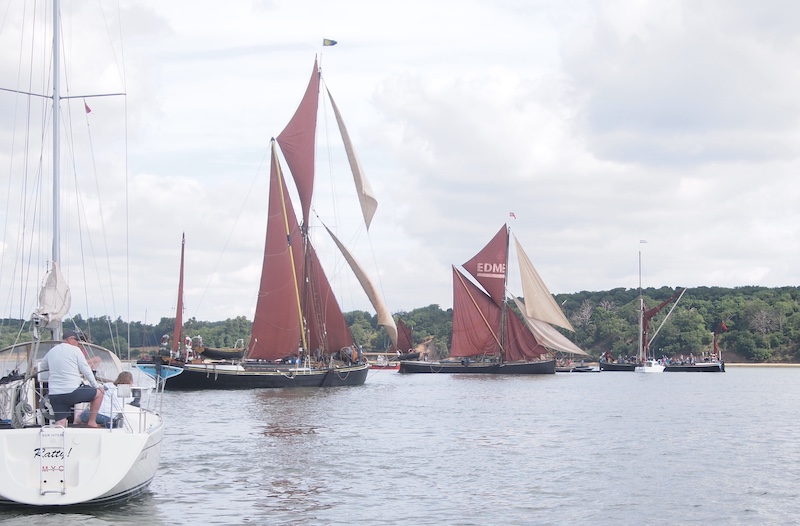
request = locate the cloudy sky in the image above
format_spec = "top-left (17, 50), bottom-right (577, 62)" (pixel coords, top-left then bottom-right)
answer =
top-left (2, 0), bottom-right (799, 324)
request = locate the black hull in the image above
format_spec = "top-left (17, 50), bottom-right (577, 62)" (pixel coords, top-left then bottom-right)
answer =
top-left (599, 361), bottom-right (639, 372)
top-left (164, 363), bottom-right (369, 390)
top-left (394, 352), bottom-right (420, 361)
top-left (557, 366), bottom-right (599, 373)
top-left (197, 347), bottom-right (246, 360)
top-left (664, 362), bottom-right (725, 372)
top-left (398, 359), bottom-right (556, 375)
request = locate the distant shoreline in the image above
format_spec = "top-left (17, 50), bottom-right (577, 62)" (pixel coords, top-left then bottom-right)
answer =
top-left (581, 361), bottom-right (800, 368)
top-left (725, 362), bottom-right (800, 367)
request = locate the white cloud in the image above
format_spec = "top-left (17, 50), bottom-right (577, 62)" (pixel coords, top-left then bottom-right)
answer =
top-left (1, 0), bottom-right (799, 324)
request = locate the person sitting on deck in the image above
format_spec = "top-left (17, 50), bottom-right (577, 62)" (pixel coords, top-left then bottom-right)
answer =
top-left (38, 329), bottom-right (103, 427)
top-left (78, 371), bottom-right (134, 428)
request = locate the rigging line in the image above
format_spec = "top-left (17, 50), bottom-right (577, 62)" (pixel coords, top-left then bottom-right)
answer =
top-left (112, 0), bottom-right (132, 357)
top-left (191, 139), bottom-right (269, 321)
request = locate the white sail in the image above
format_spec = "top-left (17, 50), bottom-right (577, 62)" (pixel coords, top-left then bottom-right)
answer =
top-left (514, 236), bottom-right (575, 331)
top-left (513, 298), bottom-right (587, 356)
top-left (324, 226), bottom-right (398, 346)
top-left (33, 261), bottom-right (71, 328)
top-left (326, 87), bottom-right (378, 230)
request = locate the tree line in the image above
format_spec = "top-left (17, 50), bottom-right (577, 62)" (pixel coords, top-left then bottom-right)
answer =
top-left (1, 285), bottom-right (798, 362)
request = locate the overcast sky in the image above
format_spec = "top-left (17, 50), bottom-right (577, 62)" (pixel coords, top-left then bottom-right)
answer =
top-left (2, 0), bottom-right (799, 324)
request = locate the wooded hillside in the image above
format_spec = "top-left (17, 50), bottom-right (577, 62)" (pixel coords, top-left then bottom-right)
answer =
top-left (2, 286), bottom-right (797, 362)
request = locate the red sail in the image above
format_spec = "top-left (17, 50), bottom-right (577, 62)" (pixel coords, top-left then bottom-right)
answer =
top-left (461, 225), bottom-right (508, 306)
top-left (449, 266), bottom-right (502, 358)
top-left (397, 318), bottom-right (414, 352)
top-left (504, 309), bottom-right (547, 361)
top-left (276, 59), bottom-right (320, 226)
top-left (389, 317), bottom-right (414, 353)
top-left (171, 233), bottom-right (185, 353)
top-left (641, 288), bottom-right (685, 357)
top-left (248, 143), bottom-right (305, 361)
top-left (303, 241), bottom-right (354, 355)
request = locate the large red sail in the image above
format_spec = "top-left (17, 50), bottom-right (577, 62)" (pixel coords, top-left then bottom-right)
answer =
top-left (248, 143), bottom-right (305, 361)
top-left (171, 233), bottom-right (185, 353)
top-left (504, 309), bottom-right (547, 361)
top-left (303, 241), bottom-right (354, 355)
top-left (276, 59), bottom-right (320, 226)
top-left (462, 225), bottom-right (508, 306)
top-left (449, 266), bottom-right (502, 358)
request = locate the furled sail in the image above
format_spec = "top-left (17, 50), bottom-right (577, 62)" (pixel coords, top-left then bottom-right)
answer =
top-left (171, 233), bottom-right (185, 353)
top-left (324, 226), bottom-right (398, 347)
top-left (514, 236), bottom-right (574, 331)
top-left (513, 298), bottom-right (588, 356)
top-left (34, 261), bottom-right (71, 328)
top-left (326, 87), bottom-right (378, 230)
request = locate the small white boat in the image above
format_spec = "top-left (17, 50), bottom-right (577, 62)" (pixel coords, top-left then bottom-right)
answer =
top-left (635, 358), bottom-right (665, 373)
top-left (0, 343), bottom-right (181, 506)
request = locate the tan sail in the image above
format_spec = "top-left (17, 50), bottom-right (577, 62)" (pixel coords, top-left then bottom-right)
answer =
top-left (514, 236), bottom-right (574, 331)
top-left (325, 225), bottom-right (398, 347)
top-left (326, 87), bottom-right (378, 230)
top-left (513, 298), bottom-right (587, 356)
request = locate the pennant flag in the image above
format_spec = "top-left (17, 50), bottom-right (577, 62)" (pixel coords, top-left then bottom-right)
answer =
top-left (719, 321), bottom-right (728, 332)
top-left (323, 38), bottom-right (337, 46)
top-left (84, 101), bottom-right (92, 114)
top-left (509, 212), bottom-right (516, 219)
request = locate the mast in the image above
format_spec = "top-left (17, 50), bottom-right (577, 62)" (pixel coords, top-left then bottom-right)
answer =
top-left (638, 242), bottom-right (644, 362)
top-left (499, 224), bottom-right (511, 362)
top-left (51, 0), bottom-right (63, 340)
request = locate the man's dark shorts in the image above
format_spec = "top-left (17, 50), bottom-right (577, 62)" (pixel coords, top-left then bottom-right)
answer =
top-left (49, 385), bottom-right (97, 421)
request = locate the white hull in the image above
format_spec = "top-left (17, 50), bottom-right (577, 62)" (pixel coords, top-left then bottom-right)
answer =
top-left (0, 410), bottom-right (163, 506)
top-left (635, 360), bottom-right (665, 373)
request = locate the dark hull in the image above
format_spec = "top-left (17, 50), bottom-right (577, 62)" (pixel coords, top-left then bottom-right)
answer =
top-left (398, 359), bottom-right (556, 375)
top-left (664, 362), bottom-right (725, 372)
top-left (164, 362), bottom-right (369, 390)
top-left (599, 361), bottom-right (639, 372)
top-left (557, 365), bottom-right (599, 373)
top-left (197, 347), bottom-right (246, 360)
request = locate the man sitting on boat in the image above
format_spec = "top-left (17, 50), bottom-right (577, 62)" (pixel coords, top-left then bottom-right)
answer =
top-left (37, 330), bottom-right (104, 428)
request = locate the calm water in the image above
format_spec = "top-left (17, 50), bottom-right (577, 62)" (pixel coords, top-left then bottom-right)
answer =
top-left (1, 366), bottom-right (799, 525)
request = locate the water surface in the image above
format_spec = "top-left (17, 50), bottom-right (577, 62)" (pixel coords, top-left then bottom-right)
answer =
top-left (1, 367), bottom-right (798, 525)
